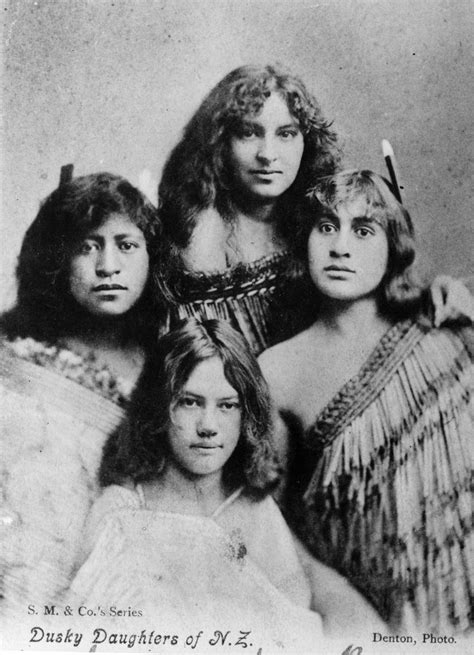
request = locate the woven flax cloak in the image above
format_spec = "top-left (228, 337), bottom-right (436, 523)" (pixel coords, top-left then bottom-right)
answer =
top-left (292, 321), bottom-right (473, 634)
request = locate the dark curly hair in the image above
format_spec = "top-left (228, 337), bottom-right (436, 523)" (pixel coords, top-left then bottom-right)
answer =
top-left (100, 318), bottom-right (281, 497)
top-left (158, 63), bottom-right (340, 255)
top-left (305, 169), bottom-right (424, 317)
top-left (1, 172), bottom-right (167, 344)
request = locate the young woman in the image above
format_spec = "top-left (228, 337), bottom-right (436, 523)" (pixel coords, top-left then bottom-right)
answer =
top-left (158, 63), bottom-right (471, 355)
top-left (258, 170), bottom-right (473, 635)
top-left (1, 172), bottom-right (166, 623)
top-left (68, 319), bottom-right (384, 651)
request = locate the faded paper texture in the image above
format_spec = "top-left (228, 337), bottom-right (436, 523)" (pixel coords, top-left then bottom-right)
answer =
top-left (1, 1), bottom-right (473, 654)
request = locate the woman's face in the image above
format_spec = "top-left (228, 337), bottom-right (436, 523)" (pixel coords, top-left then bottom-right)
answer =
top-left (229, 92), bottom-right (304, 202)
top-left (167, 357), bottom-right (242, 481)
top-left (308, 196), bottom-right (389, 302)
top-left (69, 213), bottom-right (149, 317)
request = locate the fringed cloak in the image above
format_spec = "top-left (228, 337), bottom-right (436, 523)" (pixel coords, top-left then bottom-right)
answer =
top-left (167, 251), bottom-right (314, 355)
top-left (293, 321), bottom-right (473, 634)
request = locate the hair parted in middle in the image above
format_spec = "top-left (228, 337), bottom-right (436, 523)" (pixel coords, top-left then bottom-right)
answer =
top-left (158, 63), bottom-right (341, 253)
top-left (100, 318), bottom-right (281, 496)
top-left (305, 169), bottom-right (424, 317)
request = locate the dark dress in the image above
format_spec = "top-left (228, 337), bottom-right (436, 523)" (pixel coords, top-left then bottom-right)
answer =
top-left (167, 251), bottom-right (315, 355)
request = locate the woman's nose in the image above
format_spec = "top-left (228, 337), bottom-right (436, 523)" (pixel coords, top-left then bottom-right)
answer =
top-left (330, 230), bottom-right (351, 257)
top-left (256, 136), bottom-right (277, 163)
top-left (197, 407), bottom-right (218, 437)
top-left (96, 246), bottom-right (121, 277)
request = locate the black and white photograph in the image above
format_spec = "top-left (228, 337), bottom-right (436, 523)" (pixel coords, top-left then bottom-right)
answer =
top-left (1, 1), bottom-right (473, 653)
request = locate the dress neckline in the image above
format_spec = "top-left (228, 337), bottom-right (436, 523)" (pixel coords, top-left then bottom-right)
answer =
top-left (169, 250), bottom-right (306, 302)
top-left (135, 483), bottom-right (244, 519)
top-left (179, 250), bottom-right (301, 280)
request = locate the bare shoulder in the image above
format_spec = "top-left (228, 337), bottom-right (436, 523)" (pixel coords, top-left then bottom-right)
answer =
top-left (181, 207), bottom-right (229, 272)
top-left (259, 329), bottom-right (313, 377)
top-left (258, 329), bottom-right (313, 400)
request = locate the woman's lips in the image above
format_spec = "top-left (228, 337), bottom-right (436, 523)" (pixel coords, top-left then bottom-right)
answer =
top-left (324, 266), bottom-right (355, 273)
top-left (190, 444), bottom-right (223, 450)
top-left (250, 169), bottom-right (282, 175)
top-left (93, 284), bottom-right (127, 291)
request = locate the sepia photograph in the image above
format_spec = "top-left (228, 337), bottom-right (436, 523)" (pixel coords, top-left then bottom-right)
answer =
top-left (1, 1), bottom-right (473, 653)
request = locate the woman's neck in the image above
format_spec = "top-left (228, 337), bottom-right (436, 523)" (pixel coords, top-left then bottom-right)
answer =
top-left (232, 192), bottom-right (278, 223)
top-left (226, 199), bottom-right (287, 262)
top-left (62, 316), bottom-right (144, 384)
top-left (312, 295), bottom-right (392, 343)
top-left (181, 198), bottom-right (288, 271)
top-left (146, 463), bottom-right (228, 517)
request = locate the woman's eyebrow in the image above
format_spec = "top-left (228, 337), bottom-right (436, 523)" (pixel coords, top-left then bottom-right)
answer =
top-left (113, 232), bottom-right (145, 240)
top-left (277, 120), bottom-right (300, 129)
top-left (351, 216), bottom-right (378, 225)
top-left (178, 390), bottom-right (239, 402)
top-left (242, 118), bottom-right (299, 129)
top-left (81, 233), bottom-right (104, 243)
top-left (241, 118), bottom-right (263, 130)
top-left (81, 231), bottom-right (145, 242)
top-left (257, 121), bottom-right (300, 129)
top-left (316, 211), bottom-right (339, 222)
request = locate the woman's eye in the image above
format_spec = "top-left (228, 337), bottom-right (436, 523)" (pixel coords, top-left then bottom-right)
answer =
top-left (279, 129), bottom-right (298, 140)
top-left (318, 223), bottom-right (337, 234)
top-left (119, 241), bottom-right (138, 252)
top-left (355, 227), bottom-right (374, 238)
top-left (79, 241), bottom-right (98, 253)
top-left (178, 397), bottom-right (199, 408)
top-left (177, 396), bottom-right (201, 409)
top-left (236, 124), bottom-right (256, 139)
top-left (219, 402), bottom-right (241, 411)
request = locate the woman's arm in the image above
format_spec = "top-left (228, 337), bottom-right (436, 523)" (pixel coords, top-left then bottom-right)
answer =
top-left (293, 536), bottom-right (388, 638)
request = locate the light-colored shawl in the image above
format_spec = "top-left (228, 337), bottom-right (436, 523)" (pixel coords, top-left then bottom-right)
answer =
top-left (0, 339), bottom-right (126, 620)
top-left (66, 485), bottom-right (323, 653)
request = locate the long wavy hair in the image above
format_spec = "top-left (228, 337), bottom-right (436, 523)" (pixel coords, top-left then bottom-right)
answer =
top-left (1, 172), bottom-right (167, 344)
top-left (100, 318), bottom-right (281, 497)
top-left (305, 169), bottom-right (424, 317)
top-left (158, 63), bottom-right (340, 256)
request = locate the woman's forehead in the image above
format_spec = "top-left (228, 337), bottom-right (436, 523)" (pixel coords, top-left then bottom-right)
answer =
top-left (315, 195), bottom-right (386, 226)
top-left (81, 212), bottom-right (143, 236)
top-left (181, 357), bottom-right (238, 398)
